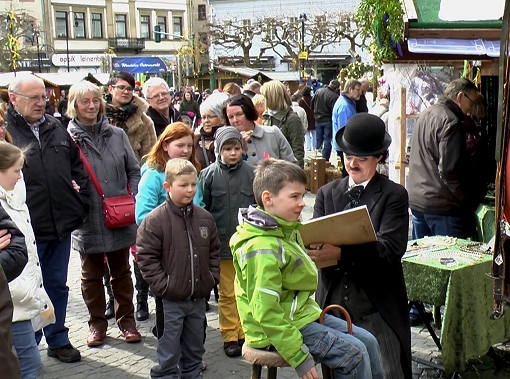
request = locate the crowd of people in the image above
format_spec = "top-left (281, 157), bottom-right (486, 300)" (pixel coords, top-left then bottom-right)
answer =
top-left (0, 70), bottom-right (490, 379)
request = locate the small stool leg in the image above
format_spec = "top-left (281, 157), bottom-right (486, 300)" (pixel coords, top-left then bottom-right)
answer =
top-left (251, 364), bottom-right (262, 379)
top-left (321, 363), bottom-right (333, 379)
top-left (267, 366), bottom-right (277, 379)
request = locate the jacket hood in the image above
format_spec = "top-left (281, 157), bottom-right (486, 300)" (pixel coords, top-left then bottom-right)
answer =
top-left (262, 107), bottom-right (292, 123)
top-left (232, 205), bottom-right (302, 247)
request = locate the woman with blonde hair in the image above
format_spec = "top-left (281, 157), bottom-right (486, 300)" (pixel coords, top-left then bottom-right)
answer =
top-left (0, 142), bottom-right (54, 379)
top-left (223, 82), bottom-right (242, 96)
top-left (67, 80), bottom-right (141, 347)
top-left (136, 122), bottom-right (204, 339)
top-left (251, 94), bottom-right (266, 125)
top-left (261, 80), bottom-right (305, 167)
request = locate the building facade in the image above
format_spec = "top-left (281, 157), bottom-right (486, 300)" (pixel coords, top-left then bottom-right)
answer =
top-left (207, 0), bottom-right (361, 82)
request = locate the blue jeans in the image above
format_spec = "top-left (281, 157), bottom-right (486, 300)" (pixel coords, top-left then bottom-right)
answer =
top-left (300, 314), bottom-right (383, 379)
top-left (305, 130), bottom-right (317, 151)
top-left (411, 210), bottom-right (463, 239)
top-left (35, 236), bottom-right (72, 349)
top-left (315, 121), bottom-right (332, 161)
top-left (13, 320), bottom-right (42, 379)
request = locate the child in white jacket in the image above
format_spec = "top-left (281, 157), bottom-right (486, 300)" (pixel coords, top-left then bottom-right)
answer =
top-left (0, 142), bottom-right (54, 379)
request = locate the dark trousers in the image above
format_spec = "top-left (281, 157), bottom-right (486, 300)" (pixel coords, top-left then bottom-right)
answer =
top-left (81, 248), bottom-right (135, 332)
top-left (411, 210), bottom-right (464, 239)
top-left (315, 121), bottom-right (333, 161)
top-left (151, 298), bottom-right (206, 379)
top-left (35, 236), bottom-right (72, 349)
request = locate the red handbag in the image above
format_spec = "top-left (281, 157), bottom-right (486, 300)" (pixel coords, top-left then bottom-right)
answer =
top-left (77, 145), bottom-right (135, 229)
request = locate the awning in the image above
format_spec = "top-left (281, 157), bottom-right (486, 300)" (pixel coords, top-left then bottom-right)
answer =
top-left (0, 71), bottom-right (33, 88)
top-left (214, 65), bottom-right (259, 78)
top-left (112, 57), bottom-right (167, 73)
top-left (261, 71), bottom-right (300, 82)
top-left (407, 38), bottom-right (500, 57)
top-left (34, 72), bottom-right (111, 87)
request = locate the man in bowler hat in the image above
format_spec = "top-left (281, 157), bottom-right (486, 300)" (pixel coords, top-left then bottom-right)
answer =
top-left (308, 113), bottom-right (412, 379)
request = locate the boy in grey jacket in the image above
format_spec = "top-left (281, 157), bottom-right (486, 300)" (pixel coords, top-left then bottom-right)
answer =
top-left (137, 159), bottom-right (220, 379)
top-left (199, 126), bottom-right (255, 357)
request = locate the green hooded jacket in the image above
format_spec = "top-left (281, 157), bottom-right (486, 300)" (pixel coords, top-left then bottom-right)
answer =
top-left (230, 206), bottom-right (321, 375)
top-left (262, 107), bottom-right (305, 168)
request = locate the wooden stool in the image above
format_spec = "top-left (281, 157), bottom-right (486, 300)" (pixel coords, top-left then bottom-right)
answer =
top-left (242, 344), bottom-right (289, 379)
top-left (241, 304), bottom-right (352, 379)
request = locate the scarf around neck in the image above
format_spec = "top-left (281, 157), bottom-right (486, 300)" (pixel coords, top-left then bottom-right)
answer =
top-left (105, 94), bottom-right (138, 130)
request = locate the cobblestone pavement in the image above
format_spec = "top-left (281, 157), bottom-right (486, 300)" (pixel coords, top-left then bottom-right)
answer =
top-left (37, 190), bottom-right (510, 379)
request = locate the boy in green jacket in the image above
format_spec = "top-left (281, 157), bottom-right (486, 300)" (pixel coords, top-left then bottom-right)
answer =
top-left (230, 159), bottom-right (383, 379)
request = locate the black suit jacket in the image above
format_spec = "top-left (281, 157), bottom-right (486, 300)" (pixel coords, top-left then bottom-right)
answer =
top-left (314, 173), bottom-right (412, 378)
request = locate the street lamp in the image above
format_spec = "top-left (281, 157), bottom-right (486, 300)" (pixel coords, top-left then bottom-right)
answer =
top-left (64, 11), bottom-right (79, 73)
top-left (32, 30), bottom-right (41, 73)
top-left (299, 13), bottom-right (307, 83)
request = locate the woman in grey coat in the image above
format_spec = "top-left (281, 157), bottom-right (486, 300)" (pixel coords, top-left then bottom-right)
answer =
top-left (67, 80), bottom-right (141, 347)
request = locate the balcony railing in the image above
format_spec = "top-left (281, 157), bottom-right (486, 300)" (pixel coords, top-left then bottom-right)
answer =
top-left (108, 38), bottom-right (145, 53)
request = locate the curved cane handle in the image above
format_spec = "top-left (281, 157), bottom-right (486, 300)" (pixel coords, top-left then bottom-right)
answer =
top-left (319, 304), bottom-right (353, 335)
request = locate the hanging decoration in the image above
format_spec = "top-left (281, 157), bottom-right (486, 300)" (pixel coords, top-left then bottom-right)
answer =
top-left (356, 0), bottom-right (404, 65)
top-left (6, 8), bottom-right (21, 72)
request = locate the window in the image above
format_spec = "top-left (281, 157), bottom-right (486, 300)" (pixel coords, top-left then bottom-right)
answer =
top-left (198, 4), bottom-right (206, 21)
top-left (140, 15), bottom-right (150, 39)
top-left (74, 12), bottom-right (85, 38)
top-left (56, 11), bottom-right (67, 38)
top-left (24, 21), bottom-right (34, 43)
top-left (157, 16), bottom-right (167, 39)
top-left (91, 13), bottom-right (102, 38)
top-left (115, 14), bottom-right (127, 38)
top-left (242, 19), bottom-right (251, 28)
top-left (288, 17), bottom-right (298, 41)
top-left (266, 18), bottom-right (276, 40)
top-left (172, 16), bottom-right (182, 37)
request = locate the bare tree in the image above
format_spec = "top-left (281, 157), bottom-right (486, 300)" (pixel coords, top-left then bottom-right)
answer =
top-left (209, 12), bottom-right (363, 70)
top-left (208, 18), bottom-right (264, 67)
top-left (0, 9), bottom-right (40, 71)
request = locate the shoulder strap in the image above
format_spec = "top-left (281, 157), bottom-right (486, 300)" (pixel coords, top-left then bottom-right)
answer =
top-left (77, 145), bottom-right (105, 198)
top-left (71, 136), bottom-right (133, 197)
top-left (69, 136), bottom-right (105, 198)
top-left (201, 135), bottom-right (210, 167)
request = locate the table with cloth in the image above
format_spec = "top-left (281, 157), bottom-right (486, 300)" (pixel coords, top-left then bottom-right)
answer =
top-left (403, 237), bottom-right (510, 373)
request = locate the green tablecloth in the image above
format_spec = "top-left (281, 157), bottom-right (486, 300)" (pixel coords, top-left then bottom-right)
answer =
top-left (475, 202), bottom-right (496, 243)
top-left (403, 238), bottom-right (510, 373)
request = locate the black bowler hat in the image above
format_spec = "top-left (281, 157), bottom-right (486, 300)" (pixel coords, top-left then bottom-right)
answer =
top-left (335, 113), bottom-right (391, 156)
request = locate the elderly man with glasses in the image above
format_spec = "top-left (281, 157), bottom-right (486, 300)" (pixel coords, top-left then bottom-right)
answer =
top-left (408, 78), bottom-right (479, 240)
top-left (143, 77), bottom-right (182, 136)
top-left (6, 75), bottom-right (90, 363)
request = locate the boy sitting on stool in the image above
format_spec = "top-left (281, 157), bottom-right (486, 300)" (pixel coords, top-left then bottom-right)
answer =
top-left (230, 158), bottom-right (383, 379)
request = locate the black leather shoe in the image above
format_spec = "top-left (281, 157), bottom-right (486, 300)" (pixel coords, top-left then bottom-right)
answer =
top-left (47, 344), bottom-right (81, 363)
top-left (224, 341), bottom-right (242, 357)
top-left (105, 300), bottom-right (114, 320)
top-left (136, 301), bottom-right (149, 321)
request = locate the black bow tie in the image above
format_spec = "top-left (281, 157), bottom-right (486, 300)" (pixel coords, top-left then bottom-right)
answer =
top-left (344, 185), bottom-right (364, 210)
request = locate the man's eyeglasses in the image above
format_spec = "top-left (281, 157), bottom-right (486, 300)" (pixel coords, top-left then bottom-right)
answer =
top-left (146, 91), bottom-right (170, 100)
top-left (112, 85), bottom-right (134, 93)
top-left (463, 92), bottom-right (476, 105)
top-left (14, 93), bottom-right (49, 103)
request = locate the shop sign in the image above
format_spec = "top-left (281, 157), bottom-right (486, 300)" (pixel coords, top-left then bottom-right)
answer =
top-left (52, 54), bottom-right (104, 67)
top-left (112, 57), bottom-right (167, 73)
